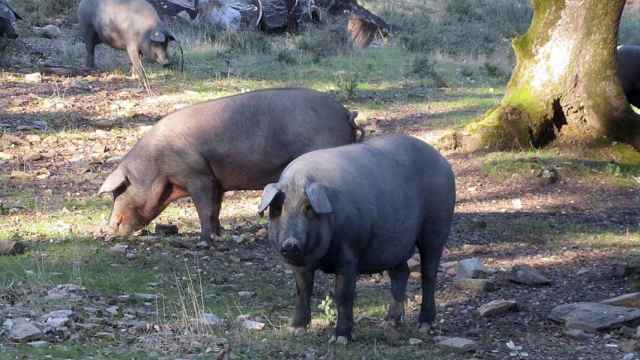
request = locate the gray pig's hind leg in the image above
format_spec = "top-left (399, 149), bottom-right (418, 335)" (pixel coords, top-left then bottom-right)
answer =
top-left (82, 26), bottom-right (98, 68)
top-left (416, 225), bottom-right (448, 330)
top-left (385, 262), bottom-right (409, 326)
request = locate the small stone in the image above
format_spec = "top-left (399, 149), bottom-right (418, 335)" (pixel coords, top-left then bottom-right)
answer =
top-left (407, 254), bottom-right (421, 273)
top-left (478, 299), bottom-right (518, 317)
top-left (409, 338), bottom-right (423, 345)
top-left (232, 235), bottom-right (244, 244)
top-left (33, 24), bottom-right (62, 38)
top-left (434, 336), bottom-right (478, 353)
top-left (106, 305), bottom-right (120, 316)
top-left (107, 244), bottom-right (128, 256)
top-left (126, 252), bottom-right (137, 260)
top-left (46, 284), bottom-right (86, 300)
top-left (4, 318), bottom-right (44, 342)
top-left (602, 293), bottom-right (640, 309)
top-left (41, 310), bottom-right (74, 329)
top-left (563, 328), bottom-right (594, 340)
top-left (623, 353), bottom-right (636, 360)
top-left (621, 340), bottom-right (640, 353)
top-left (454, 278), bottom-right (496, 292)
top-left (27, 340), bottom-right (49, 348)
top-left (455, 258), bottom-right (490, 279)
top-left (200, 313), bottom-right (224, 327)
top-left (24, 73), bottom-right (42, 83)
top-left (242, 319), bottom-right (265, 330)
top-left (94, 332), bottom-right (116, 340)
top-left (238, 291), bottom-right (255, 298)
top-left (155, 224), bottom-right (179, 236)
top-left (620, 326), bottom-right (637, 338)
top-left (550, 302), bottom-right (640, 332)
top-left (133, 293), bottom-right (158, 302)
top-left (509, 265), bottom-right (551, 286)
top-left (255, 228), bottom-right (268, 239)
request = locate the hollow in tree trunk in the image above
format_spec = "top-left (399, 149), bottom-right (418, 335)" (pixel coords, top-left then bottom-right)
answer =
top-left (443, 0), bottom-right (640, 152)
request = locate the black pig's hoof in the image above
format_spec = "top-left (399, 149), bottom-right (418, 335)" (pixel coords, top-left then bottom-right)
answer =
top-left (329, 335), bottom-right (349, 345)
top-left (287, 326), bottom-right (306, 336)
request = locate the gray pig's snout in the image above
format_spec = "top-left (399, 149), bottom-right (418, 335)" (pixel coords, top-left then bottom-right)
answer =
top-left (280, 237), bottom-right (301, 257)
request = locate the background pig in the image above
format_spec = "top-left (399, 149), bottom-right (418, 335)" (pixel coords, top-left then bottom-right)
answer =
top-left (0, 0), bottom-right (21, 39)
top-left (617, 45), bottom-right (640, 107)
top-left (99, 88), bottom-right (362, 245)
top-left (259, 134), bottom-right (455, 343)
top-left (78, 0), bottom-right (179, 82)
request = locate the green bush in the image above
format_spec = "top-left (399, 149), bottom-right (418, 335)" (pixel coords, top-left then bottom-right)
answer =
top-left (13, 0), bottom-right (80, 26)
top-left (296, 22), bottom-right (351, 62)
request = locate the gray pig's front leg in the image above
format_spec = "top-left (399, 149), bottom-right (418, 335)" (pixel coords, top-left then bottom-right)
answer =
top-left (187, 177), bottom-right (220, 245)
top-left (289, 269), bottom-right (315, 335)
top-left (332, 263), bottom-right (357, 343)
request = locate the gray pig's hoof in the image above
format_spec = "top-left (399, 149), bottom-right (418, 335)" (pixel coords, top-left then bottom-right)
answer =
top-left (287, 326), bottom-right (306, 336)
top-left (417, 322), bottom-right (432, 333)
top-left (329, 335), bottom-right (349, 345)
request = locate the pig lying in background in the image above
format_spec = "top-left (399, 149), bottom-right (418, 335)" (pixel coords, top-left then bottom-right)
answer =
top-left (78, 0), bottom-right (180, 83)
top-left (617, 45), bottom-right (640, 108)
top-left (259, 134), bottom-right (455, 343)
top-left (99, 88), bottom-right (362, 245)
top-left (0, 0), bottom-right (21, 39)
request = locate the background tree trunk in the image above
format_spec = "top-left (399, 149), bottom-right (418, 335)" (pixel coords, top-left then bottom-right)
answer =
top-left (444, 0), bottom-right (640, 152)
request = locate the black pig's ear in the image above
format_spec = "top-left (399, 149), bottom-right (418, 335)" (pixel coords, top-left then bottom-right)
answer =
top-left (150, 29), bottom-right (166, 43)
top-left (305, 183), bottom-right (332, 214)
top-left (258, 183), bottom-right (281, 216)
top-left (98, 167), bottom-right (129, 195)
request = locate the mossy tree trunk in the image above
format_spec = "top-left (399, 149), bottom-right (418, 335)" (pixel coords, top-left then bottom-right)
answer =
top-left (447, 0), bottom-right (640, 151)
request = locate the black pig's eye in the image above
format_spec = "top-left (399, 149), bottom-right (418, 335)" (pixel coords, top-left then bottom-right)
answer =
top-left (269, 204), bottom-right (282, 218)
top-left (303, 203), bottom-right (315, 219)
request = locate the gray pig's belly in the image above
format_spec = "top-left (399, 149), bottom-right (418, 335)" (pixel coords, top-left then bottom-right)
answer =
top-left (356, 234), bottom-right (418, 274)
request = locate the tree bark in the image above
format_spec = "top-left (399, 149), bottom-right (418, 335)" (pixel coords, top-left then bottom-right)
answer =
top-left (444, 0), bottom-right (640, 152)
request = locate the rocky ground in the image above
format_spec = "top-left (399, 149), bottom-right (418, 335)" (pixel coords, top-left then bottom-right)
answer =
top-left (2, 25), bottom-right (640, 360)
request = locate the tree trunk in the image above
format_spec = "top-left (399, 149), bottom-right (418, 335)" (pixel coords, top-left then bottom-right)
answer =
top-left (444, 0), bottom-right (640, 152)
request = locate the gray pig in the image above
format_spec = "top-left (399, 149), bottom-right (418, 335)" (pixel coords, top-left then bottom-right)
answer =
top-left (78, 0), bottom-right (177, 72)
top-left (99, 88), bottom-right (362, 245)
top-left (0, 0), bottom-right (21, 39)
top-left (259, 134), bottom-right (455, 343)
top-left (617, 45), bottom-right (640, 107)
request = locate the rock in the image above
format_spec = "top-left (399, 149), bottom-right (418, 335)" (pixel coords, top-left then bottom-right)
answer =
top-left (107, 244), bottom-right (128, 256)
top-left (477, 299), bottom-right (518, 317)
top-left (621, 340), bottom-right (640, 353)
top-left (3, 318), bottom-right (44, 342)
top-left (455, 258), bottom-right (490, 279)
top-left (69, 153), bottom-right (85, 163)
top-left (25, 152), bottom-right (43, 161)
top-left (106, 305), bottom-right (120, 316)
top-left (155, 224), bottom-right (179, 236)
top-left (454, 278), bottom-right (496, 292)
top-left (242, 319), bottom-right (265, 330)
top-left (238, 291), bottom-right (255, 298)
top-left (200, 313), bottom-right (224, 327)
top-left (0, 240), bottom-right (25, 255)
top-left (563, 328), bottom-right (594, 340)
top-left (623, 353), bottom-right (636, 360)
top-left (33, 25), bottom-right (62, 38)
top-left (255, 228), bottom-right (268, 239)
top-left (41, 310), bottom-right (74, 329)
top-left (94, 331), bottom-right (116, 340)
top-left (549, 302), bottom-right (640, 332)
top-left (407, 254), bottom-right (421, 273)
top-left (133, 293), bottom-right (158, 302)
top-left (46, 284), bottom-right (86, 300)
top-left (24, 73), bottom-right (42, 83)
top-left (0, 152), bottom-right (13, 160)
top-left (602, 293), bottom-right (640, 309)
top-left (434, 336), bottom-right (478, 353)
top-left (91, 119), bottom-right (118, 130)
top-left (409, 338), bottom-right (423, 345)
top-left (508, 265), bottom-right (551, 286)
top-left (621, 326), bottom-right (637, 338)
top-left (613, 262), bottom-right (640, 278)
top-left (27, 340), bottom-right (49, 348)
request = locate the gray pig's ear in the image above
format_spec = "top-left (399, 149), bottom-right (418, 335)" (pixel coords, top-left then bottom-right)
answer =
top-left (305, 183), bottom-right (332, 214)
top-left (258, 183), bottom-right (281, 216)
top-left (98, 167), bottom-right (129, 195)
top-left (150, 30), bottom-right (166, 43)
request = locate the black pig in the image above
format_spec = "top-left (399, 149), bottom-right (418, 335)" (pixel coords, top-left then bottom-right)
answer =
top-left (259, 134), bottom-right (455, 343)
top-left (0, 0), bottom-right (21, 39)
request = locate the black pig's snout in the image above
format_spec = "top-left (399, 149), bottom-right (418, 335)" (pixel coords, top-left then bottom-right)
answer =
top-left (280, 237), bottom-right (301, 258)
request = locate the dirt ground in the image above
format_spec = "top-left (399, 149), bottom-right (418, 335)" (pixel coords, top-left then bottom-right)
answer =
top-left (1, 31), bottom-right (640, 360)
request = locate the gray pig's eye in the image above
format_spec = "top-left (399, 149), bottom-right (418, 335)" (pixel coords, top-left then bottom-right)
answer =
top-left (302, 203), bottom-right (315, 219)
